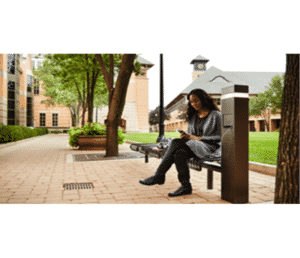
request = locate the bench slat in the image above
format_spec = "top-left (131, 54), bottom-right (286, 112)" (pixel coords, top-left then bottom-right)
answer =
top-left (130, 143), bottom-right (222, 173)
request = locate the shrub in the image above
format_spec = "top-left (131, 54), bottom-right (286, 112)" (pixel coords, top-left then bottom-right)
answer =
top-left (274, 129), bottom-right (280, 132)
top-left (50, 130), bottom-right (62, 134)
top-left (68, 122), bottom-right (125, 148)
top-left (0, 125), bottom-right (49, 144)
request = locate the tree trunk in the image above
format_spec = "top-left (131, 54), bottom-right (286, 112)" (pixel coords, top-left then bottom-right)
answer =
top-left (70, 106), bottom-right (77, 127)
top-left (86, 57), bottom-right (91, 124)
top-left (81, 108), bottom-right (86, 126)
top-left (105, 119), bottom-right (119, 157)
top-left (88, 57), bottom-right (99, 124)
top-left (274, 54), bottom-right (299, 204)
top-left (72, 101), bottom-right (81, 127)
top-left (95, 54), bottom-right (136, 157)
top-left (68, 102), bottom-right (81, 127)
top-left (88, 70), bottom-right (96, 123)
top-left (105, 88), bottom-right (119, 157)
top-left (266, 121), bottom-right (270, 132)
top-left (81, 101), bottom-right (88, 126)
top-left (266, 109), bottom-right (271, 132)
top-left (101, 54), bottom-right (136, 157)
top-left (75, 102), bottom-right (81, 126)
top-left (81, 80), bottom-right (88, 127)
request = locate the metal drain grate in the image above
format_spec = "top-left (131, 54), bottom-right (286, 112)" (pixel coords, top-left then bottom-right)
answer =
top-left (72, 151), bottom-right (147, 162)
top-left (63, 182), bottom-right (94, 190)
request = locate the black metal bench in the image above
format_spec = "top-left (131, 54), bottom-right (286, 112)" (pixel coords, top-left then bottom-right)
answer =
top-left (130, 142), bottom-right (222, 190)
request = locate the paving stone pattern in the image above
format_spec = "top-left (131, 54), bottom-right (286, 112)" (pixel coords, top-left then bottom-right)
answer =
top-left (0, 134), bottom-right (276, 204)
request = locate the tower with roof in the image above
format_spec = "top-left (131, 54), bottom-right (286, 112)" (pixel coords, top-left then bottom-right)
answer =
top-left (190, 55), bottom-right (209, 81)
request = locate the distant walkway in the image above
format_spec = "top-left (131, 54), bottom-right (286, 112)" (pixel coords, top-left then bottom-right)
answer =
top-left (0, 134), bottom-right (275, 204)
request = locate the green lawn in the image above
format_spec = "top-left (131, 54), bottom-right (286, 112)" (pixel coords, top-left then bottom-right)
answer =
top-left (123, 132), bottom-right (279, 166)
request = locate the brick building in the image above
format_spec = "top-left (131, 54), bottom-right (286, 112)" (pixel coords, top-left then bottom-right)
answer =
top-left (0, 54), bottom-right (35, 127)
top-left (151, 55), bottom-right (283, 133)
top-left (0, 54), bottom-right (154, 133)
top-left (1, 53), bottom-right (282, 133)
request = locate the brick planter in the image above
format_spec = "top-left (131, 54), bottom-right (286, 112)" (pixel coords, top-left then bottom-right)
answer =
top-left (77, 135), bottom-right (107, 150)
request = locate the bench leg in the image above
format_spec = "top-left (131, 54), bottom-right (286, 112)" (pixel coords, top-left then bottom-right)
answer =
top-left (207, 169), bottom-right (213, 189)
top-left (145, 154), bottom-right (148, 163)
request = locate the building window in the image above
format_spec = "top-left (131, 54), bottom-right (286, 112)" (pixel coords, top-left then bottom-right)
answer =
top-left (7, 81), bottom-right (16, 125)
top-left (52, 113), bottom-right (58, 127)
top-left (27, 75), bottom-right (32, 92)
top-left (7, 54), bottom-right (15, 75)
top-left (27, 97), bottom-right (33, 127)
top-left (250, 121), bottom-right (255, 131)
top-left (33, 77), bottom-right (39, 95)
top-left (37, 61), bottom-right (42, 67)
top-left (31, 61), bottom-right (35, 69)
top-left (259, 120), bottom-right (265, 132)
top-left (40, 113), bottom-right (46, 126)
top-left (34, 85), bottom-right (39, 95)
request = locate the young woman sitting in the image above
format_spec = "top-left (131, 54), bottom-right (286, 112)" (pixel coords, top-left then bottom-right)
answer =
top-left (139, 88), bottom-right (221, 197)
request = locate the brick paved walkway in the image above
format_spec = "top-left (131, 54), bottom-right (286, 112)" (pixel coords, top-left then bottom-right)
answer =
top-left (0, 134), bottom-right (276, 204)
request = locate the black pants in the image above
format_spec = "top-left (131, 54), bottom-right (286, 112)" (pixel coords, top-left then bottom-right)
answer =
top-left (154, 138), bottom-right (197, 184)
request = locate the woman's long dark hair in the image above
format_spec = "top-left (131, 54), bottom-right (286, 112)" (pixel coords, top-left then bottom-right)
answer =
top-left (185, 88), bottom-right (220, 122)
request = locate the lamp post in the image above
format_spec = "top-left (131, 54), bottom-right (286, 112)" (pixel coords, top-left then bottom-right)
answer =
top-left (156, 54), bottom-right (165, 143)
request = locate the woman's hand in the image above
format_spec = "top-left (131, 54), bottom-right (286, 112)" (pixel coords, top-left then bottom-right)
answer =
top-left (179, 131), bottom-right (189, 139)
top-left (180, 132), bottom-right (202, 141)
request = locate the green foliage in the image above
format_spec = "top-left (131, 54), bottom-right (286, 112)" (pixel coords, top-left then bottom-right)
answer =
top-left (264, 74), bottom-right (285, 115)
top-left (177, 102), bottom-right (189, 120)
top-left (249, 74), bottom-right (284, 117)
top-left (0, 125), bottom-right (49, 144)
top-left (68, 122), bottom-right (125, 147)
top-left (249, 92), bottom-right (271, 117)
top-left (50, 130), bottom-right (63, 134)
top-left (33, 54), bottom-right (111, 127)
top-left (248, 74), bottom-right (285, 132)
top-left (149, 106), bottom-right (171, 126)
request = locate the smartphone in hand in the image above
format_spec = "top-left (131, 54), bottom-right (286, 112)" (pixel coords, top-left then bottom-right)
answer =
top-left (177, 129), bottom-right (186, 134)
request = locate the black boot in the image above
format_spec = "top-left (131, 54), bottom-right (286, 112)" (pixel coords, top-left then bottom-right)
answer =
top-left (139, 175), bottom-right (165, 186)
top-left (168, 182), bottom-right (192, 197)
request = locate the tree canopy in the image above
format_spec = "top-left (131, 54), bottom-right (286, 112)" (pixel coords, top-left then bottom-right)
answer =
top-left (33, 54), bottom-right (111, 126)
top-left (149, 106), bottom-right (171, 126)
top-left (249, 74), bottom-right (285, 131)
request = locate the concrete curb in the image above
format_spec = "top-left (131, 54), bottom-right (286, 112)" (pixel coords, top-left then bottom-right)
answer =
top-left (249, 161), bottom-right (276, 177)
top-left (125, 140), bottom-right (277, 177)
